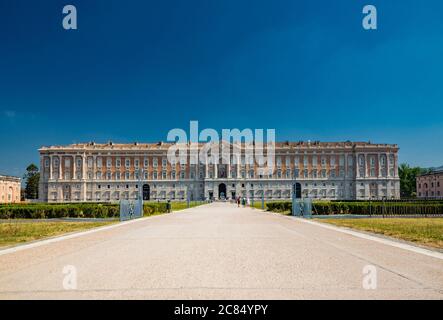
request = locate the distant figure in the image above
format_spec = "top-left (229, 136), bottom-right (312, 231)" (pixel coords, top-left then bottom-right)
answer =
top-left (237, 196), bottom-right (240, 207)
top-left (246, 197), bottom-right (250, 206)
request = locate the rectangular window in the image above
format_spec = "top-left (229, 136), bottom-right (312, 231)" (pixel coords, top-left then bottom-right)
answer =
top-left (125, 158), bottom-right (130, 168)
top-left (107, 158), bottom-right (112, 168)
top-left (97, 157), bottom-right (102, 168)
top-left (116, 158), bottom-right (121, 168)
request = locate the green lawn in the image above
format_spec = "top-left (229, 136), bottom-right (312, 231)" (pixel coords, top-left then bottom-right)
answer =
top-left (0, 221), bottom-right (116, 248)
top-left (318, 218), bottom-right (443, 249)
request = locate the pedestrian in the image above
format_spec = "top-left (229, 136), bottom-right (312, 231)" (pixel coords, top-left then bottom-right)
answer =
top-left (237, 196), bottom-right (240, 207)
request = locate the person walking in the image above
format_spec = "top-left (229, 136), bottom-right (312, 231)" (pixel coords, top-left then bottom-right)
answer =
top-left (237, 196), bottom-right (240, 207)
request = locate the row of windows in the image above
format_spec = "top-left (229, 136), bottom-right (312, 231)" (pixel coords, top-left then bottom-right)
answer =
top-left (45, 153), bottom-right (396, 169)
top-left (418, 182), bottom-right (441, 189)
top-left (418, 191), bottom-right (441, 197)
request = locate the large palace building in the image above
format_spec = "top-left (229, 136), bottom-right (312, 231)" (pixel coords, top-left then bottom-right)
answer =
top-left (38, 141), bottom-right (400, 203)
top-left (0, 175), bottom-right (21, 204)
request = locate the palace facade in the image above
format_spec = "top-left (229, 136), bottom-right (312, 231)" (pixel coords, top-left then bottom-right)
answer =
top-left (38, 141), bottom-right (400, 203)
top-left (416, 169), bottom-right (443, 199)
top-left (0, 175), bottom-right (21, 204)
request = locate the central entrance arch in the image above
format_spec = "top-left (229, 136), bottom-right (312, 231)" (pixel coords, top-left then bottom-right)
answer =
top-left (142, 184), bottom-right (150, 201)
top-left (218, 183), bottom-right (227, 200)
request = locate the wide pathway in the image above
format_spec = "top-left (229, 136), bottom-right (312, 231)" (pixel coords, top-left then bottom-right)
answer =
top-left (0, 202), bottom-right (442, 299)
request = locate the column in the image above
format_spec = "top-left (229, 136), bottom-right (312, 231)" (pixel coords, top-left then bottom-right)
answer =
top-left (205, 159), bottom-right (209, 178)
top-left (237, 155), bottom-right (241, 178)
top-left (72, 156), bottom-right (76, 180)
top-left (82, 154), bottom-right (87, 201)
top-left (59, 156), bottom-right (63, 180)
top-left (49, 155), bottom-right (53, 180)
top-left (214, 162), bottom-right (218, 179)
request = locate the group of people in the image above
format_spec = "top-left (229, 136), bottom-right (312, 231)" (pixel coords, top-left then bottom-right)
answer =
top-left (236, 196), bottom-right (250, 207)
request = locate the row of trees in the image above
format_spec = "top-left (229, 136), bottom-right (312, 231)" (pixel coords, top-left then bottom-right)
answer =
top-left (18, 163), bottom-right (437, 201)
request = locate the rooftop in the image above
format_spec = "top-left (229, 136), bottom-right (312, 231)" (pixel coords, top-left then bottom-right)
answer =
top-left (39, 140), bottom-right (398, 151)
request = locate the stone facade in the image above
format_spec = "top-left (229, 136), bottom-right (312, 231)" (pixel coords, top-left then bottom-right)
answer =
top-left (0, 175), bottom-right (21, 203)
top-left (416, 169), bottom-right (443, 199)
top-left (38, 141), bottom-right (400, 203)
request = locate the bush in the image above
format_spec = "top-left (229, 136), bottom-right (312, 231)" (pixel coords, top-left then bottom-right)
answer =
top-left (0, 204), bottom-right (119, 219)
top-left (264, 201), bottom-right (443, 216)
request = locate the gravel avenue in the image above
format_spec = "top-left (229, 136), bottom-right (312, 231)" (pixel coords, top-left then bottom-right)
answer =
top-left (0, 202), bottom-right (442, 299)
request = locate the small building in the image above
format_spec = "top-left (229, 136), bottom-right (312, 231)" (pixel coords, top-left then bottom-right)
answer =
top-left (0, 175), bottom-right (21, 203)
top-left (416, 169), bottom-right (443, 199)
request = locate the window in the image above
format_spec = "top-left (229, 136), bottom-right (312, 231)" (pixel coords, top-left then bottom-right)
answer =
top-left (144, 171), bottom-right (149, 180)
top-left (116, 172), bottom-right (121, 180)
top-left (321, 157), bottom-right (326, 166)
top-left (107, 158), bottom-right (112, 168)
top-left (97, 157), bottom-right (102, 168)
top-left (88, 157), bottom-right (93, 168)
top-left (125, 172), bottom-right (130, 180)
top-left (125, 158), bottom-right (130, 168)
top-left (294, 156), bottom-right (299, 166)
top-left (153, 171), bottom-right (158, 179)
top-left (76, 158), bottom-right (82, 168)
top-left (107, 172), bottom-right (112, 180)
top-left (134, 159), bottom-right (139, 168)
top-left (285, 157), bottom-right (290, 166)
top-left (116, 158), bottom-right (121, 168)
top-left (144, 158), bottom-right (149, 167)
top-left (45, 158), bottom-right (50, 167)
top-left (96, 172), bottom-right (102, 179)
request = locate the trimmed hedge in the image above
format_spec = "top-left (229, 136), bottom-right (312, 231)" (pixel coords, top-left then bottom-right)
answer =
top-left (0, 204), bottom-right (120, 219)
top-left (0, 202), bottom-right (176, 219)
top-left (265, 201), bottom-right (443, 215)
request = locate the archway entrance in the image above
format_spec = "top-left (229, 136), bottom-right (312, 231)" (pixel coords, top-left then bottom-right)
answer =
top-left (142, 184), bottom-right (150, 201)
top-left (218, 183), bottom-right (227, 200)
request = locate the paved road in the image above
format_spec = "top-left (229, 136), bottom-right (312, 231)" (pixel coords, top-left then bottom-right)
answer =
top-left (0, 202), bottom-right (442, 299)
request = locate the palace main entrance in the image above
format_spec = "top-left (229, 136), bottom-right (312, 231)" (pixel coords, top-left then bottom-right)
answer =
top-left (218, 183), bottom-right (227, 200)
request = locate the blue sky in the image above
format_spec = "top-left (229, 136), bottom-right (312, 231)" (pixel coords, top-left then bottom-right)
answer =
top-left (1, 0), bottom-right (442, 177)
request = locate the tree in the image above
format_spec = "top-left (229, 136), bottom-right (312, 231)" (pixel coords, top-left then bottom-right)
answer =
top-left (23, 164), bottom-right (40, 200)
top-left (398, 163), bottom-right (426, 198)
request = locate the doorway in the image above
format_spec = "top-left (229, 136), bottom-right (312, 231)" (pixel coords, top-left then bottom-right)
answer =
top-left (218, 183), bottom-right (227, 200)
top-left (142, 184), bottom-right (150, 201)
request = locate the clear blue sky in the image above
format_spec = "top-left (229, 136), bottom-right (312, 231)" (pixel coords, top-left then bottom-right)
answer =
top-left (1, 0), bottom-right (442, 177)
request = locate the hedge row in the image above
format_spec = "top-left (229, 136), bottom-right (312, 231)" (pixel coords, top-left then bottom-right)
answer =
top-left (0, 202), bottom-right (180, 219)
top-left (265, 201), bottom-right (443, 215)
top-left (0, 204), bottom-right (120, 219)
